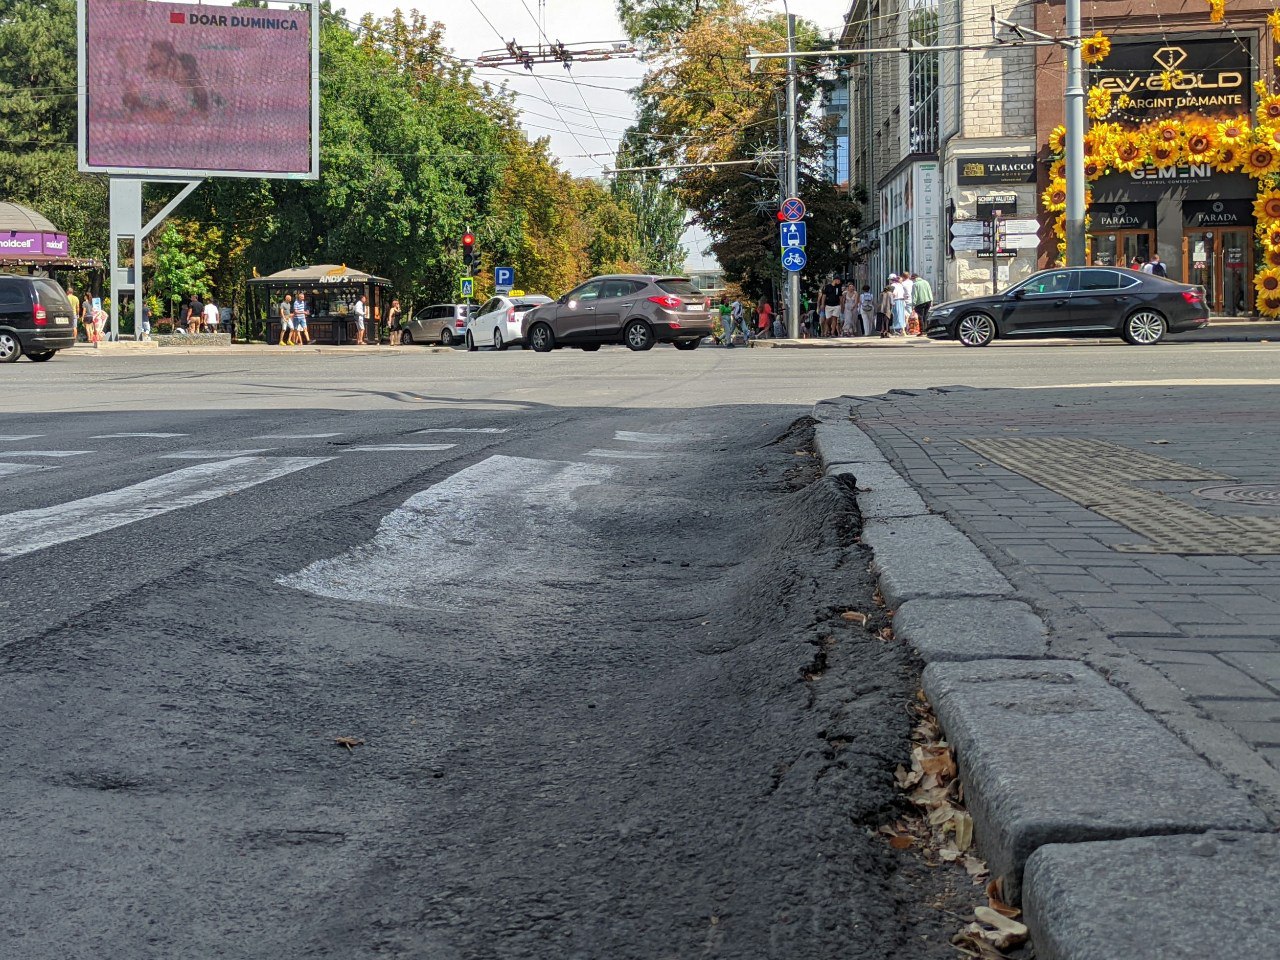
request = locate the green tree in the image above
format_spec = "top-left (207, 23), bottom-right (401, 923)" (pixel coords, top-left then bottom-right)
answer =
top-left (151, 225), bottom-right (212, 320)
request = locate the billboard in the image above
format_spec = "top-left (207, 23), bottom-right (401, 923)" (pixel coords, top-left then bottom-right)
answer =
top-left (1090, 35), bottom-right (1253, 126)
top-left (0, 233), bottom-right (70, 257)
top-left (78, 0), bottom-right (318, 178)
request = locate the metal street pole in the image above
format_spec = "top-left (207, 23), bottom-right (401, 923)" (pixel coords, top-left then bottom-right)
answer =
top-left (785, 12), bottom-right (800, 338)
top-left (1064, 0), bottom-right (1086, 266)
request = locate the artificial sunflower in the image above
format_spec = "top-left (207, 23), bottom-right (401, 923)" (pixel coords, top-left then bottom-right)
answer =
top-left (1085, 123), bottom-right (1116, 154)
top-left (1152, 120), bottom-right (1182, 144)
top-left (1257, 189), bottom-right (1280, 222)
top-left (1113, 136), bottom-right (1147, 172)
top-left (1244, 144), bottom-right (1280, 177)
top-left (1260, 293), bottom-right (1280, 317)
top-left (1042, 179), bottom-right (1068, 212)
top-left (1086, 86), bottom-right (1113, 121)
top-left (1255, 268), bottom-right (1280, 296)
top-left (1213, 147), bottom-right (1241, 172)
top-left (1185, 128), bottom-right (1217, 160)
top-left (1270, 10), bottom-right (1280, 43)
top-left (1081, 31), bottom-right (1111, 65)
top-left (1048, 158), bottom-right (1065, 181)
top-left (1150, 141), bottom-right (1181, 168)
top-left (1084, 158), bottom-right (1105, 181)
top-left (1050, 216), bottom-right (1067, 240)
top-left (1263, 246), bottom-right (1280, 269)
top-left (1208, 0), bottom-right (1225, 22)
top-left (1158, 68), bottom-right (1186, 91)
top-left (1263, 221), bottom-right (1280, 248)
top-left (1217, 117), bottom-right (1251, 148)
top-left (1259, 95), bottom-right (1280, 123)
top-left (1048, 125), bottom-right (1066, 155)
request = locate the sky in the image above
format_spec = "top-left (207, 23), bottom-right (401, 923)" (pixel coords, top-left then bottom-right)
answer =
top-left (340, 0), bottom-right (851, 268)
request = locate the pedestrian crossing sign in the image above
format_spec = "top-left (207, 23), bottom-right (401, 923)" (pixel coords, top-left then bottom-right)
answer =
top-left (459, 276), bottom-right (474, 299)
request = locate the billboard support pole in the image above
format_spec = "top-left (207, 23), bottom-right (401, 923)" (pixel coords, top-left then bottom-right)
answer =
top-left (108, 177), bottom-right (202, 340)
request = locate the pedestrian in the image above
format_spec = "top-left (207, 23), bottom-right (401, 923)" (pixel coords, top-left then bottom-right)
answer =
top-left (66, 285), bottom-right (81, 337)
top-left (354, 294), bottom-right (368, 345)
top-left (911, 271), bottom-right (934, 334)
top-left (140, 299), bottom-right (152, 340)
top-left (877, 281), bottom-right (894, 338)
top-left (757, 297), bottom-right (773, 339)
top-left (717, 297), bottom-right (733, 346)
top-left (387, 298), bottom-right (402, 345)
top-left (819, 276), bottom-right (842, 337)
top-left (1146, 253), bottom-right (1167, 277)
top-left (730, 295), bottom-right (746, 342)
top-left (186, 293), bottom-right (203, 335)
top-left (858, 284), bottom-right (876, 337)
top-left (1129, 256), bottom-right (1145, 271)
top-left (202, 295), bottom-right (219, 333)
top-left (293, 292), bottom-right (310, 345)
top-left (278, 294), bottom-right (293, 346)
top-left (840, 282), bottom-right (858, 336)
top-left (91, 299), bottom-right (108, 342)
top-left (889, 273), bottom-right (908, 335)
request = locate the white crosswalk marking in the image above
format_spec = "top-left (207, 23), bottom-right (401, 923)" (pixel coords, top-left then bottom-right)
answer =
top-left (0, 435), bottom-right (43, 441)
top-left (0, 463), bottom-right (53, 477)
top-left (414, 428), bottom-right (509, 434)
top-left (255, 433), bottom-right (345, 439)
top-left (162, 449), bottom-right (273, 459)
top-left (346, 444), bottom-right (456, 452)
top-left (280, 455), bottom-right (612, 608)
top-left (92, 433), bottom-right (189, 439)
top-left (0, 450), bottom-right (91, 458)
top-left (613, 431), bottom-right (690, 444)
top-left (586, 448), bottom-right (661, 459)
top-left (0, 457), bottom-right (329, 560)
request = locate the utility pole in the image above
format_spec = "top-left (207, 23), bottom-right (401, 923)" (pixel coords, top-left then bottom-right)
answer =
top-left (785, 12), bottom-right (800, 339)
top-left (1063, 0), bottom-right (1086, 266)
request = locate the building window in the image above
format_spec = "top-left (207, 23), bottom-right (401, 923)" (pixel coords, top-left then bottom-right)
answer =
top-left (908, 0), bottom-right (938, 155)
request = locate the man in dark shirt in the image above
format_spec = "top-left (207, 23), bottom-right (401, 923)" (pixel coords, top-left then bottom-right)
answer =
top-left (818, 278), bottom-right (842, 337)
top-left (186, 295), bottom-right (204, 335)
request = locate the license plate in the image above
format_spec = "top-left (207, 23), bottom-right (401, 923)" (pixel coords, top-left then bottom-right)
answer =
top-left (686, 304), bottom-right (702, 311)
top-left (54, 317), bottom-right (69, 324)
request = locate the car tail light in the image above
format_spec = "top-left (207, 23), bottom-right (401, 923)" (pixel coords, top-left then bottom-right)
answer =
top-left (647, 294), bottom-right (683, 309)
top-left (33, 303), bottom-right (47, 326)
top-left (1181, 290), bottom-right (1204, 304)
top-left (455, 318), bottom-right (466, 328)
top-left (669, 321), bottom-right (682, 329)
top-left (507, 307), bottom-right (516, 322)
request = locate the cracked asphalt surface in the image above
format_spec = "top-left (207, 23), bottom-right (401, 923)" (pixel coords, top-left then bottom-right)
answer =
top-left (0, 375), bottom-right (957, 959)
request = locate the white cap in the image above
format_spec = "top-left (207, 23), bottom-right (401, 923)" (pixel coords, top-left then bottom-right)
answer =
top-left (888, 273), bottom-right (898, 280)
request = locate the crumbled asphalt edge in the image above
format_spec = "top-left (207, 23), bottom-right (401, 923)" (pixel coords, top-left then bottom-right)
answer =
top-left (699, 416), bottom-right (971, 959)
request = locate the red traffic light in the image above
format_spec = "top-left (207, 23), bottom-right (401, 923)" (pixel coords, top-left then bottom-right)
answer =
top-left (776, 211), bottom-right (785, 221)
top-left (462, 232), bottom-right (475, 247)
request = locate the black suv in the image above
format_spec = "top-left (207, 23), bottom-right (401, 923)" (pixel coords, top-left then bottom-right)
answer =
top-left (0, 276), bottom-right (76, 362)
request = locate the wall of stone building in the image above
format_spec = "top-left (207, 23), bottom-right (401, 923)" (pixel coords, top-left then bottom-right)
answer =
top-left (959, 0), bottom-right (1038, 139)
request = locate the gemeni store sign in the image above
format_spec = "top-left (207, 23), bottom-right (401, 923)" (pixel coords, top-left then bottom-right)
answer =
top-left (1091, 35), bottom-right (1253, 123)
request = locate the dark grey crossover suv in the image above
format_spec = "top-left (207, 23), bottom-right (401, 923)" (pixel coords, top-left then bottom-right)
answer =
top-left (521, 275), bottom-right (713, 352)
top-left (0, 276), bottom-right (77, 363)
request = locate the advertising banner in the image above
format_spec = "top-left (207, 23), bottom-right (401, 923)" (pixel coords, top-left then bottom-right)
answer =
top-left (82, 0), bottom-right (315, 177)
top-left (0, 233), bottom-right (43, 255)
top-left (1091, 35), bottom-right (1253, 125)
top-left (41, 234), bottom-right (69, 256)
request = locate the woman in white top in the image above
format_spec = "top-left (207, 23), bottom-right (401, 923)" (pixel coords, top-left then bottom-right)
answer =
top-left (202, 298), bottom-right (220, 333)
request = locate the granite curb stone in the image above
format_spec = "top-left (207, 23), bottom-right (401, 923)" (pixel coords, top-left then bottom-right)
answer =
top-left (893, 598), bottom-right (1049, 662)
top-left (923, 658), bottom-right (1268, 902)
top-left (1023, 832), bottom-right (1280, 960)
top-left (861, 515), bottom-right (1014, 607)
top-left (812, 421), bottom-right (887, 467)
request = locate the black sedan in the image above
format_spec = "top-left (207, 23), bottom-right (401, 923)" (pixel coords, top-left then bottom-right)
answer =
top-left (925, 267), bottom-right (1210, 346)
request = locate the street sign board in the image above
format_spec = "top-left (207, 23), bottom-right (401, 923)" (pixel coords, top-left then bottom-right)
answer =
top-left (781, 246), bottom-right (807, 272)
top-left (1004, 219), bottom-right (1040, 235)
top-left (459, 276), bottom-right (474, 299)
top-left (495, 266), bottom-right (514, 289)
top-left (950, 221), bottom-right (986, 238)
top-left (781, 197), bottom-right (806, 222)
top-left (950, 236), bottom-right (986, 252)
top-left (779, 221), bottom-right (807, 248)
top-left (1004, 234), bottom-right (1041, 250)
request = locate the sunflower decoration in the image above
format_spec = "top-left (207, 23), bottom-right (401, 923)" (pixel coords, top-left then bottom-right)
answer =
top-left (1208, 0), bottom-right (1225, 22)
top-left (1081, 31), bottom-right (1111, 65)
top-left (1184, 127), bottom-right (1217, 161)
top-left (1150, 140), bottom-right (1182, 168)
top-left (1050, 216), bottom-right (1067, 240)
top-left (1244, 144), bottom-right (1280, 177)
top-left (1048, 158), bottom-right (1065, 181)
top-left (1256, 268), bottom-right (1280, 298)
top-left (1084, 122), bottom-right (1117, 154)
top-left (1158, 68), bottom-right (1186, 91)
top-left (1042, 179), bottom-right (1068, 212)
top-left (1048, 124), bottom-right (1066, 155)
top-left (1263, 221), bottom-right (1280, 248)
top-left (1217, 117), bottom-right (1251, 149)
top-left (1113, 136), bottom-right (1147, 172)
top-left (1257, 189), bottom-right (1280, 223)
top-left (1263, 246), bottom-right (1280, 270)
top-left (1084, 158), bottom-right (1105, 181)
top-left (1213, 146), bottom-right (1242, 173)
top-left (1151, 119), bottom-right (1182, 145)
top-left (1086, 86), bottom-right (1113, 121)
top-left (1260, 293), bottom-right (1280, 318)
top-left (1270, 10), bottom-right (1280, 43)
top-left (1259, 94), bottom-right (1280, 124)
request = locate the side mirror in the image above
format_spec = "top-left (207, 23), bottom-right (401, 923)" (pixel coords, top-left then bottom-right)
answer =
top-left (1009, 288), bottom-right (1026, 300)
top-left (558, 294), bottom-right (568, 305)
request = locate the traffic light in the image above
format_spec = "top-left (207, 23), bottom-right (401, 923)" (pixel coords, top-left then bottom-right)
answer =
top-left (461, 231), bottom-right (477, 274)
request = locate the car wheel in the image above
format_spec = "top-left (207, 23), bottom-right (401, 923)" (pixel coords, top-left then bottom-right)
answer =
top-left (0, 332), bottom-right (21, 363)
top-left (27, 350), bottom-right (55, 362)
top-left (624, 320), bottom-right (655, 351)
top-left (401, 329), bottom-right (414, 345)
top-left (466, 331), bottom-right (477, 352)
top-left (1122, 310), bottom-right (1166, 345)
top-left (955, 313), bottom-right (996, 347)
top-left (672, 339), bottom-right (701, 351)
top-left (528, 323), bottom-right (555, 353)
top-left (440, 328), bottom-right (453, 346)
top-left (493, 328), bottom-right (505, 351)
top-left (579, 344), bottom-right (601, 352)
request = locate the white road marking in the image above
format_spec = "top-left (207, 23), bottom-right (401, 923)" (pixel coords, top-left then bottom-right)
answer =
top-left (414, 427), bottom-right (510, 434)
top-left (0, 463), bottom-right (54, 477)
top-left (162, 449), bottom-right (273, 460)
top-left (0, 435), bottom-right (42, 441)
top-left (255, 432), bottom-right (345, 439)
top-left (280, 454), bottom-right (613, 609)
top-left (613, 431), bottom-right (689, 444)
top-left (346, 443), bottom-right (456, 452)
top-left (586, 448), bottom-right (661, 459)
top-left (0, 450), bottom-right (91, 458)
top-left (92, 433), bottom-right (188, 439)
top-left (0, 457), bottom-right (328, 561)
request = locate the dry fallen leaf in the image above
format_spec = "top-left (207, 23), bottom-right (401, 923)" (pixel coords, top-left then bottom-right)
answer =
top-left (334, 737), bottom-right (364, 750)
top-left (954, 811), bottom-right (974, 852)
top-left (963, 856), bottom-right (989, 879)
top-left (973, 906), bottom-right (1029, 949)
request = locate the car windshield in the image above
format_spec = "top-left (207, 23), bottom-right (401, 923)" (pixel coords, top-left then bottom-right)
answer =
top-left (513, 297), bottom-right (551, 308)
top-left (655, 279), bottom-right (703, 298)
top-left (32, 279), bottom-right (70, 308)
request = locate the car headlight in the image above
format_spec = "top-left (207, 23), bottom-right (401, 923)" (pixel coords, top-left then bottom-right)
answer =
top-left (929, 306), bottom-right (954, 319)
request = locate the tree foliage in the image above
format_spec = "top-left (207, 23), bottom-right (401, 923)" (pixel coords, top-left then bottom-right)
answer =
top-left (621, 0), bottom-right (860, 298)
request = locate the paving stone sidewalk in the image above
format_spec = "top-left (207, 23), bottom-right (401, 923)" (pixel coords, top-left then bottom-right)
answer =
top-left (847, 384), bottom-right (1280, 816)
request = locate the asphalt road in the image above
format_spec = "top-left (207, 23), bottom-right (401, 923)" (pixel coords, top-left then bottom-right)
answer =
top-left (3, 340), bottom-right (1275, 958)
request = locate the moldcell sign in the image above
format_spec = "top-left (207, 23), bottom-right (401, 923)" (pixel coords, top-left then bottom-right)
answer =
top-left (1091, 36), bottom-right (1253, 123)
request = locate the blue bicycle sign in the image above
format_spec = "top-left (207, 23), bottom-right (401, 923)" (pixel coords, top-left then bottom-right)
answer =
top-left (781, 247), bottom-right (807, 272)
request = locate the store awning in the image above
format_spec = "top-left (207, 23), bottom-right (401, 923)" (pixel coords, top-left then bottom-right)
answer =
top-left (247, 264), bottom-right (392, 287)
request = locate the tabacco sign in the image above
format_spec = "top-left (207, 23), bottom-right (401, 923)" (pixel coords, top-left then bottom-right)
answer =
top-left (957, 156), bottom-right (1037, 185)
top-left (1092, 37), bottom-right (1252, 123)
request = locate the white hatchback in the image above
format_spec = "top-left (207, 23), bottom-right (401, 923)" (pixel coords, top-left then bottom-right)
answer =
top-left (466, 294), bottom-right (553, 351)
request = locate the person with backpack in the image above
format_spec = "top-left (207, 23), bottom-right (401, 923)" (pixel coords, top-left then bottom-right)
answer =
top-left (858, 285), bottom-right (876, 337)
